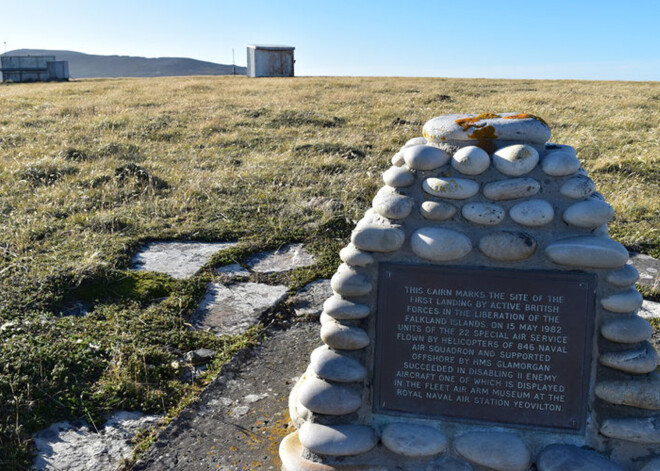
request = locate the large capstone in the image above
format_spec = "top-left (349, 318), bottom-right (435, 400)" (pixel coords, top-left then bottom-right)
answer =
top-left (423, 113), bottom-right (551, 144)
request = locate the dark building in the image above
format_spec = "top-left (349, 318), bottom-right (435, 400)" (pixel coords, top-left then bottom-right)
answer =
top-left (1, 55), bottom-right (69, 82)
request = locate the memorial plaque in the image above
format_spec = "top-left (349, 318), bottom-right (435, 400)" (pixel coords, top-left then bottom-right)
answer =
top-left (374, 263), bottom-right (596, 431)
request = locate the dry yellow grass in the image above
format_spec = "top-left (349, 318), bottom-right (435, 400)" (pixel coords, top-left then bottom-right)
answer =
top-left (1, 77), bottom-right (658, 273)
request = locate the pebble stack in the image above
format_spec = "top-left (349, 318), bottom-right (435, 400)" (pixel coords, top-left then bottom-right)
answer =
top-left (280, 113), bottom-right (659, 470)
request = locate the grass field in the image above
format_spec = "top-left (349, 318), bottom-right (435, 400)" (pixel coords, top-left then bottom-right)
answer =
top-left (0, 76), bottom-right (659, 468)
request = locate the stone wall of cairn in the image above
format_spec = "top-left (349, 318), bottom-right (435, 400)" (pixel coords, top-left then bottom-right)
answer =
top-left (279, 113), bottom-right (660, 471)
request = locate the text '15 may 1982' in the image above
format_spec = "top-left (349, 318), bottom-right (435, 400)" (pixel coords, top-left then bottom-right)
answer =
top-left (375, 264), bottom-right (594, 430)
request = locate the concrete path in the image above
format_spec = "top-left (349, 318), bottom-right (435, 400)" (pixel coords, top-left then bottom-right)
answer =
top-left (132, 320), bottom-right (319, 471)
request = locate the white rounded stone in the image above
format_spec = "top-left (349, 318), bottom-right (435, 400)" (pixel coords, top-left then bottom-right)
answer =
top-left (560, 175), bottom-right (595, 199)
top-left (601, 316), bottom-right (653, 344)
top-left (322, 296), bottom-right (370, 320)
top-left (297, 376), bottom-right (361, 415)
top-left (310, 346), bottom-right (366, 382)
top-left (383, 166), bottom-right (415, 188)
top-left (403, 145), bottom-right (450, 170)
top-left (423, 177), bottom-right (479, 200)
top-left (319, 312), bottom-right (334, 325)
top-left (426, 457), bottom-right (474, 471)
top-left (492, 144), bottom-right (539, 176)
top-left (483, 178), bottom-right (540, 201)
top-left (420, 201), bottom-right (457, 221)
top-left (600, 417), bottom-right (660, 444)
top-left (545, 236), bottom-right (628, 268)
top-left (595, 373), bottom-right (660, 410)
top-left (479, 231), bottom-right (536, 261)
top-left (461, 203), bottom-right (505, 225)
top-left (451, 146), bottom-right (490, 175)
top-left (351, 224), bottom-right (405, 253)
top-left (404, 136), bottom-right (427, 148)
top-left (455, 431), bottom-right (531, 471)
top-left (564, 200), bottom-right (614, 228)
top-left (593, 224), bottom-right (609, 237)
top-left (299, 422), bottom-right (377, 456)
top-left (321, 322), bottom-right (369, 350)
top-left (600, 342), bottom-right (659, 374)
top-left (357, 207), bottom-right (391, 227)
top-left (509, 199), bottom-right (554, 227)
top-left (411, 227), bottom-right (472, 262)
top-left (601, 288), bottom-right (644, 313)
top-left (607, 264), bottom-right (639, 287)
top-left (288, 376), bottom-right (312, 428)
top-left (391, 151), bottom-right (405, 166)
top-left (542, 150), bottom-right (581, 176)
top-left (545, 143), bottom-right (577, 157)
top-left (381, 423), bottom-right (447, 457)
top-left (330, 265), bottom-right (371, 297)
top-left (536, 444), bottom-right (623, 471)
top-left (372, 187), bottom-right (414, 220)
top-left (339, 244), bottom-right (374, 267)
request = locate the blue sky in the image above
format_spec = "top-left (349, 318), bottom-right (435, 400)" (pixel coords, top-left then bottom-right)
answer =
top-left (3, 0), bottom-right (659, 80)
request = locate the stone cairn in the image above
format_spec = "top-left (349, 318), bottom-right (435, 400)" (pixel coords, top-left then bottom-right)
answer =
top-left (279, 113), bottom-right (659, 470)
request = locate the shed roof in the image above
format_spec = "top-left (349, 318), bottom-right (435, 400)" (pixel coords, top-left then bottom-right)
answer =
top-left (247, 44), bottom-right (295, 51)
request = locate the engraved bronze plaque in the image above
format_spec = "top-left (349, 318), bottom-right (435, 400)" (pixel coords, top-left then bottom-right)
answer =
top-left (374, 264), bottom-right (595, 431)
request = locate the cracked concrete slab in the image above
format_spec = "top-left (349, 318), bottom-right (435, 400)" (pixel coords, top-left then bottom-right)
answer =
top-left (629, 252), bottom-right (660, 292)
top-left (32, 411), bottom-right (161, 471)
top-left (246, 244), bottom-right (316, 274)
top-left (640, 300), bottom-right (660, 319)
top-left (215, 263), bottom-right (251, 278)
top-left (132, 241), bottom-right (238, 279)
top-left (190, 282), bottom-right (288, 336)
top-left (291, 279), bottom-right (332, 317)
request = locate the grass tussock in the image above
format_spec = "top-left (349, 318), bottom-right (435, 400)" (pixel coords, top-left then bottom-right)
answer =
top-left (0, 75), bottom-right (659, 468)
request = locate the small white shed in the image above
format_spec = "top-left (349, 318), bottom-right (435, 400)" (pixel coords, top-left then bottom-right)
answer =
top-left (246, 45), bottom-right (295, 78)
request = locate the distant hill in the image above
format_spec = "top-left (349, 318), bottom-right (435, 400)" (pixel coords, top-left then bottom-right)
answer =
top-left (2, 49), bottom-right (246, 79)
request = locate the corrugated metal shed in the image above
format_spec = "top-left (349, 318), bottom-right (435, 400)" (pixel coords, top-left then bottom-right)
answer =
top-left (246, 45), bottom-right (295, 78)
top-left (1, 55), bottom-right (69, 82)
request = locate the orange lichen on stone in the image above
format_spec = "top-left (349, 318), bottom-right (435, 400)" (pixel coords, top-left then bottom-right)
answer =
top-left (503, 113), bottom-right (548, 126)
top-left (468, 125), bottom-right (497, 140)
top-left (265, 410), bottom-right (293, 467)
top-left (475, 140), bottom-right (496, 153)
top-left (232, 406), bottom-right (292, 468)
top-left (455, 113), bottom-right (501, 131)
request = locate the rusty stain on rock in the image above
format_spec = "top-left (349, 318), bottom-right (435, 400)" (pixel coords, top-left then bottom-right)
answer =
top-left (502, 113), bottom-right (548, 126)
top-left (475, 139), bottom-right (496, 153)
top-left (455, 113), bottom-right (501, 131)
top-left (468, 125), bottom-right (497, 140)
